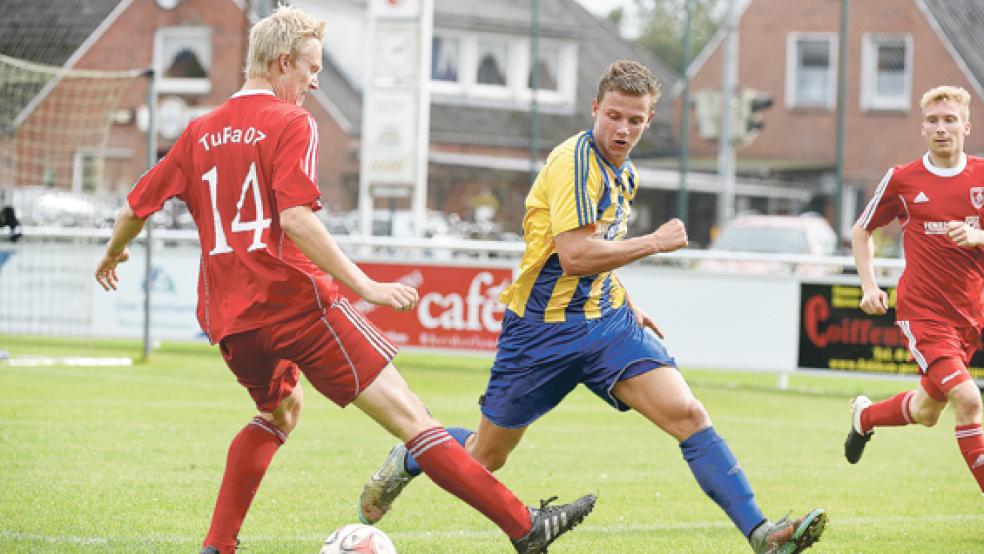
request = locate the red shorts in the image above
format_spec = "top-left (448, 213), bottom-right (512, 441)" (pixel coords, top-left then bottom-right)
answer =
top-left (896, 320), bottom-right (978, 401)
top-left (219, 298), bottom-right (397, 411)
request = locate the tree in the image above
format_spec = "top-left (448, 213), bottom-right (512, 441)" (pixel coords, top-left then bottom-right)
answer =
top-left (621, 0), bottom-right (726, 72)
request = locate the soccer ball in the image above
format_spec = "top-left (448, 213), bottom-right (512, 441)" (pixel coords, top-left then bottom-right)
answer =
top-left (320, 524), bottom-right (396, 554)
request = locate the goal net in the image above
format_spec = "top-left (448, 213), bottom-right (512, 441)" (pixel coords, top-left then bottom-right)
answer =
top-left (0, 53), bottom-right (142, 202)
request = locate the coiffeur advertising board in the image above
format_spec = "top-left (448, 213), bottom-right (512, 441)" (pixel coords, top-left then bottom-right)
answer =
top-left (799, 282), bottom-right (984, 381)
top-left (337, 262), bottom-right (512, 352)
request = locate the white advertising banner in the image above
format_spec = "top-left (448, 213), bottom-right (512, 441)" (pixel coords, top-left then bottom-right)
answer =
top-left (90, 245), bottom-right (202, 340)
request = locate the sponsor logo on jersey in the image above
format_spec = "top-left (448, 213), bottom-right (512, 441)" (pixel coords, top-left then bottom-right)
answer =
top-left (972, 187), bottom-right (984, 209)
top-left (923, 221), bottom-right (948, 235)
top-left (914, 191), bottom-right (930, 203)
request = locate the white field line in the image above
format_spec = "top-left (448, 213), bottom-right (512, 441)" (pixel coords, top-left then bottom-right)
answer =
top-left (2, 513), bottom-right (983, 545)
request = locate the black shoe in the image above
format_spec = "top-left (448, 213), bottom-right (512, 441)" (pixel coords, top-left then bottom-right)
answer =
top-left (512, 494), bottom-right (597, 554)
top-left (844, 395), bottom-right (874, 464)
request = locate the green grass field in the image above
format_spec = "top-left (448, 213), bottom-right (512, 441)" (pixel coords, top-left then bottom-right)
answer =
top-left (1, 336), bottom-right (982, 553)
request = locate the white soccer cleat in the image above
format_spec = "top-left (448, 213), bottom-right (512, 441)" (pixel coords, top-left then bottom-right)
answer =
top-left (844, 395), bottom-right (874, 464)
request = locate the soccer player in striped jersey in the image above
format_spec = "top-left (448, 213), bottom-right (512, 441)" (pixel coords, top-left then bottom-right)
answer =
top-left (95, 7), bottom-right (595, 553)
top-left (360, 60), bottom-right (827, 554)
top-left (847, 85), bottom-right (984, 495)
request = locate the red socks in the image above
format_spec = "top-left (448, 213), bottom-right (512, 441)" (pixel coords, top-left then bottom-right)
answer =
top-left (203, 417), bottom-right (286, 553)
top-left (956, 423), bottom-right (984, 493)
top-left (407, 427), bottom-right (531, 539)
top-left (860, 391), bottom-right (914, 433)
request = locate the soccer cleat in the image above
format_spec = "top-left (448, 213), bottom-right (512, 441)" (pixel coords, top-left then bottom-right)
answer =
top-left (511, 494), bottom-right (597, 554)
top-left (358, 443), bottom-right (416, 524)
top-left (844, 395), bottom-right (874, 464)
top-left (749, 508), bottom-right (827, 554)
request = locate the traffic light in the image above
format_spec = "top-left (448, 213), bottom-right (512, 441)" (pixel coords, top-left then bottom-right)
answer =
top-left (735, 88), bottom-right (773, 145)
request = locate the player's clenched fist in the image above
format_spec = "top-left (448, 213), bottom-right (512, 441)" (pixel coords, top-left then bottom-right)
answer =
top-left (946, 221), bottom-right (984, 248)
top-left (651, 218), bottom-right (688, 253)
top-left (859, 287), bottom-right (888, 315)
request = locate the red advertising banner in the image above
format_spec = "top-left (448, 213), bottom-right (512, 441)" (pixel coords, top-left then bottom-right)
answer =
top-left (337, 262), bottom-right (512, 352)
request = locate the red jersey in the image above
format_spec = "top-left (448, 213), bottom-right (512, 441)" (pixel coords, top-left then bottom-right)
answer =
top-left (857, 153), bottom-right (984, 328)
top-left (128, 90), bottom-right (338, 343)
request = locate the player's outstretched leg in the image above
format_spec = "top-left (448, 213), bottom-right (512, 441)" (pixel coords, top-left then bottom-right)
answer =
top-left (844, 395), bottom-right (874, 464)
top-left (359, 426), bottom-right (473, 524)
top-left (749, 508), bottom-right (828, 554)
top-left (511, 494), bottom-right (597, 554)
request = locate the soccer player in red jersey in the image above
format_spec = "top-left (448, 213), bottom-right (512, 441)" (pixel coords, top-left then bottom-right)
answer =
top-left (848, 85), bottom-right (984, 494)
top-left (94, 7), bottom-right (594, 553)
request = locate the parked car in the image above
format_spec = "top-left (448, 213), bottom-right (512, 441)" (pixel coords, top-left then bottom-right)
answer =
top-left (698, 213), bottom-right (840, 275)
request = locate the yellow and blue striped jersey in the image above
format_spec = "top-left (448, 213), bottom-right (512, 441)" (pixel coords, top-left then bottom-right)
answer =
top-left (499, 130), bottom-right (638, 323)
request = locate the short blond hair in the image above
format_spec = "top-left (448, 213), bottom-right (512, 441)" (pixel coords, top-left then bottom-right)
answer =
top-left (596, 60), bottom-right (661, 110)
top-left (245, 5), bottom-right (327, 79)
top-left (920, 85), bottom-right (971, 121)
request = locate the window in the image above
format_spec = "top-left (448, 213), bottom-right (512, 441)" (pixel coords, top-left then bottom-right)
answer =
top-left (476, 39), bottom-right (508, 86)
top-left (861, 34), bottom-right (911, 111)
top-left (528, 45), bottom-right (559, 92)
top-left (72, 150), bottom-right (99, 194)
top-left (431, 36), bottom-right (459, 82)
top-left (429, 30), bottom-right (576, 110)
top-left (154, 27), bottom-right (212, 94)
top-left (785, 33), bottom-right (835, 109)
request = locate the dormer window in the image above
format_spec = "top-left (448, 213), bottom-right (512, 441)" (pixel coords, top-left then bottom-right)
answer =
top-left (430, 30), bottom-right (576, 110)
top-left (476, 39), bottom-right (508, 86)
top-left (154, 26), bottom-right (212, 94)
top-left (431, 36), bottom-right (460, 83)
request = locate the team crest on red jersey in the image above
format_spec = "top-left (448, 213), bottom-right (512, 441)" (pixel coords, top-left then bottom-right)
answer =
top-left (971, 187), bottom-right (984, 209)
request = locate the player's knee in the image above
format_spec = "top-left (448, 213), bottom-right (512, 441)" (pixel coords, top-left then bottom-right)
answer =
top-left (683, 398), bottom-right (711, 430)
top-left (949, 390), bottom-right (983, 424)
top-left (474, 448), bottom-right (509, 472)
top-left (269, 391), bottom-right (304, 435)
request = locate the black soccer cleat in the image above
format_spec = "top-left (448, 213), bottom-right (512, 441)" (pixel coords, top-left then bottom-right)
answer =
top-left (844, 395), bottom-right (874, 464)
top-left (512, 494), bottom-right (597, 554)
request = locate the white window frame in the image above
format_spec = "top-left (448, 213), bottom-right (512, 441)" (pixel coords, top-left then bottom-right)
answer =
top-left (429, 29), bottom-right (577, 111)
top-left (784, 32), bottom-right (836, 110)
top-left (72, 149), bottom-right (100, 194)
top-left (154, 26), bottom-right (212, 95)
top-left (860, 33), bottom-right (913, 112)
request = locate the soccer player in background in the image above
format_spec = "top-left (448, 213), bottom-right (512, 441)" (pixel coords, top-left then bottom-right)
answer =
top-left (94, 6), bottom-right (595, 554)
top-left (359, 60), bottom-right (828, 554)
top-left (846, 85), bottom-right (984, 494)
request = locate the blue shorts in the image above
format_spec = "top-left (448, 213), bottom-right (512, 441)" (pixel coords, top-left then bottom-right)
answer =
top-left (480, 305), bottom-right (677, 428)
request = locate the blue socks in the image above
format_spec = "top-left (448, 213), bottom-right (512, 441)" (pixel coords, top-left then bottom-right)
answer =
top-left (405, 426), bottom-right (474, 477)
top-left (679, 426), bottom-right (766, 538)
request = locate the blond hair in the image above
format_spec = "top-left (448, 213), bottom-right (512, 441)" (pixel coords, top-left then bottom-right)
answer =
top-left (245, 5), bottom-right (327, 79)
top-left (920, 85), bottom-right (971, 121)
top-left (596, 60), bottom-right (661, 110)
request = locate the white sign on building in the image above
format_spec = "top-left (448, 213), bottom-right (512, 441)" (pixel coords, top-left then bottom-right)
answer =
top-left (358, 0), bottom-right (433, 236)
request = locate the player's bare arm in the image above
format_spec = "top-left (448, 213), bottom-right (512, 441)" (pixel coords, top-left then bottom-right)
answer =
top-left (554, 217), bottom-right (687, 276)
top-left (279, 205), bottom-right (418, 311)
top-left (95, 204), bottom-right (146, 291)
top-left (946, 220), bottom-right (984, 247)
top-left (850, 223), bottom-right (888, 315)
